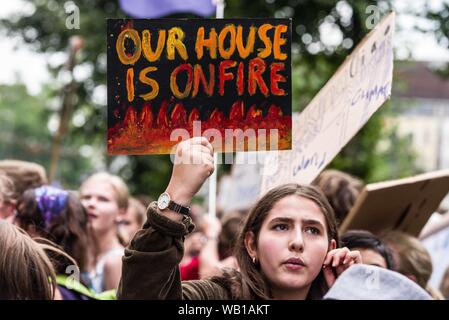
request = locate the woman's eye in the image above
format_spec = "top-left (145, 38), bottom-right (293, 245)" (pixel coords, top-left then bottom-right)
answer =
top-left (305, 227), bottom-right (320, 235)
top-left (273, 224), bottom-right (288, 231)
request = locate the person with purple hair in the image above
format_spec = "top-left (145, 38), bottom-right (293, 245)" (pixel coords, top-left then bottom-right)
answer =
top-left (13, 185), bottom-right (108, 300)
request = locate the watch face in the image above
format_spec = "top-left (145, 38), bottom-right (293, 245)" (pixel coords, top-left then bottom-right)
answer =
top-left (158, 193), bottom-right (170, 210)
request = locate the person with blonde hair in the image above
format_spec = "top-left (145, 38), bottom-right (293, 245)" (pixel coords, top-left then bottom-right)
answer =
top-left (0, 160), bottom-right (48, 199)
top-left (382, 231), bottom-right (444, 299)
top-left (80, 172), bottom-right (129, 293)
top-left (0, 220), bottom-right (56, 299)
top-left (0, 160), bottom-right (48, 223)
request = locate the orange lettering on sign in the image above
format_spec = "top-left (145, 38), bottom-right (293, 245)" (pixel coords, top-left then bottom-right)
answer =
top-left (126, 68), bottom-right (134, 102)
top-left (193, 64), bottom-right (215, 98)
top-left (270, 63), bottom-right (286, 96)
top-left (167, 27), bottom-right (188, 60)
top-left (142, 29), bottom-right (166, 62)
top-left (170, 64), bottom-right (193, 99)
top-left (273, 24), bottom-right (288, 60)
top-left (249, 57), bottom-right (268, 97)
top-left (236, 25), bottom-right (256, 59)
top-left (116, 28), bottom-right (141, 65)
top-left (219, 60), bottom-right (237, 96)
top-left (195, 27), bottom-right (217, 59)
top-left (218, 25), bottom-right (237, 59)
top-left (257, 24), bottom-right (273, 59)
top-left (139, 66), bottom-right (159, 101)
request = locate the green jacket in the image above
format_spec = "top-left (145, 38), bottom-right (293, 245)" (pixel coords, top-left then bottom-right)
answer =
top-left (117, 202), bottom-right (234, 300)
top-left (56, 275), bottom-right (117, 300)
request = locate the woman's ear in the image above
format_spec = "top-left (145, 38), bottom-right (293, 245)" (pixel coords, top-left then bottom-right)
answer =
top-left (244, 231), bottom-right (257, 261)
top-left (329, 239), bottom-right (337, 251)
top-left (2, 201), bottom-right (16, 220)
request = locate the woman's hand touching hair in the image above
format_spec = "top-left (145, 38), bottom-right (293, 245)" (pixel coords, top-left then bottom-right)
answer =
top-left (323, 247), bottom-right (362, 287)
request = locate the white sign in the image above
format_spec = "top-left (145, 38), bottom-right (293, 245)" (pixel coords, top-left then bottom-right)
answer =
top-left (261, 12), bottom-right (395, 195)
top-left (219, 152), bottom-right (265, 213)
top-left (422, 224), bottom-right (449, 289)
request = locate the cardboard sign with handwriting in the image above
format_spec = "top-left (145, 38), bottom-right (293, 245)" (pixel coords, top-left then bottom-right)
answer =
top-left (107, 19), bottom-right (292, 154)
top-left (339, 170), bottom-right (449, 237)
top-left (261, 12), bottom-right (395, 194)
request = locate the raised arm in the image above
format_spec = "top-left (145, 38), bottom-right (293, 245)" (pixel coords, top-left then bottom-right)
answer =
top-left (117, 137), bottom-right (214, 299)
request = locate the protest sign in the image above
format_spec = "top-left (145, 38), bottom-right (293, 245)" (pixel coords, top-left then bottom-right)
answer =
top-left (339, 170), bottom-right (449, 237)
top-left (219, 152), bottom-right (265, 213)
top-left (260, 12), bottom-right (395, 194)
top-left (422, 222), bottom-right (449, 289)
top-left (107, 19), bottom-right (292, 154)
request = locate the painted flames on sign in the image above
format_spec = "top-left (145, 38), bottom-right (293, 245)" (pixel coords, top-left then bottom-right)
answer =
top-left (108, 99), bottom-right (291, 154)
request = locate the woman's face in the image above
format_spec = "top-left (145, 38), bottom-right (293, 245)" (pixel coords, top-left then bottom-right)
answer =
top-left (246, 195), bottom-right (335, 299)
top-left (118, 207), bottom-right (142, 243)
top-left (80, 179), bottom-right (122, 234)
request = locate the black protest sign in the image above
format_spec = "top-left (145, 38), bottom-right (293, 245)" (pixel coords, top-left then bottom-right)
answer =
top-left (107, 19), bottom-right (291, 154)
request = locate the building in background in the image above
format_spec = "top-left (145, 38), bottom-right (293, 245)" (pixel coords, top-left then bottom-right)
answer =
top-left (392, 61), bottom-right (449, 173)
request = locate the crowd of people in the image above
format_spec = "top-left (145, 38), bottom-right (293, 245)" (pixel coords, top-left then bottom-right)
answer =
top-left (0, 138), bottom-right (448, 300)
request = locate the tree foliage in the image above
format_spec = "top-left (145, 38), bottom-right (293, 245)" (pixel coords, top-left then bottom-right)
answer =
top-left (0, 0), bottom-right (424, 197)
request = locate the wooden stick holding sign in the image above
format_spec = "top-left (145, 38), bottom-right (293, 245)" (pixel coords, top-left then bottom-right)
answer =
top-left (208, 0), bottom-right (225, 218)
top-left (261, 12), bottom-right (395, 195)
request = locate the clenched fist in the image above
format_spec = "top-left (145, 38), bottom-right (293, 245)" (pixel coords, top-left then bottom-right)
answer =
top-left (165, 137), bottom-right (214, 209)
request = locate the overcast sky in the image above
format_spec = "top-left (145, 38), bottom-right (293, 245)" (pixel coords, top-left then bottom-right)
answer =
top-left (1, 0), bottom-right (449, 95)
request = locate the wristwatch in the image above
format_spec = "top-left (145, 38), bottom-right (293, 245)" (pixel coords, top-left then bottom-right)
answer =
top-left (157, 192), bottom-right (191, 215)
